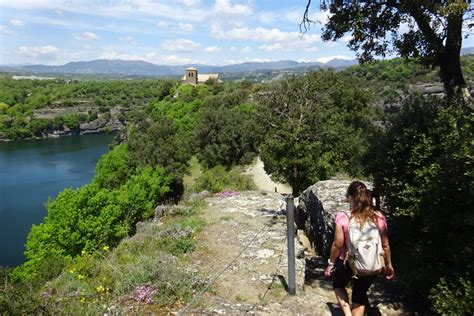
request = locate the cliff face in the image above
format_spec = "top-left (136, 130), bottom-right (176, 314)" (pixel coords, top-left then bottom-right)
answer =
top-left (45, 116), bottom-right (125, 138)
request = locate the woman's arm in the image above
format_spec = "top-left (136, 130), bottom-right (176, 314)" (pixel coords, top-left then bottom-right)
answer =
top-left (324, 223), bottom-right (344, 277)
top-left (380, 228), bottom-right (395, 279)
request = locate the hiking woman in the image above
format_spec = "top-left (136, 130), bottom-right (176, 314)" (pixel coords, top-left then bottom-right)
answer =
top-left (324, 181), bottom-right (394, 316)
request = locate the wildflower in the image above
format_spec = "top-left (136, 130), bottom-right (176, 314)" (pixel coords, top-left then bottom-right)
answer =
top-left (219, 190), bottom-right (238, 198)
top-left (81, 297), bottom-right (86, 303)
top-left (96, 285), bottom-right (105, 293)
top-left (78, 274), bottom-right (85, 280)
top-left (102, 245), bottom-right (109, 252)
top-left (135, 284), bottom-right (159, 304)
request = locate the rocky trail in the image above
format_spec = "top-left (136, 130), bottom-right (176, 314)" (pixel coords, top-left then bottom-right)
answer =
top-left (180, 189), bottom-right (407, 315)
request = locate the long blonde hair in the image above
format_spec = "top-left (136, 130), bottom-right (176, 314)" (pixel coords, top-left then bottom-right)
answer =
top-left (346, 181), bottom-right (377, 228)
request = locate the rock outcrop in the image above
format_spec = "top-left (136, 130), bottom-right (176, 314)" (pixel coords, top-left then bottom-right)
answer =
top-left (44, 116), bottom-right (125, 138)
top-left (296, 180), bottom-right (373, 258)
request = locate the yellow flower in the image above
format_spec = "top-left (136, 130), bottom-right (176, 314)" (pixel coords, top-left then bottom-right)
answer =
top-left (96, 285), bottom-right (105, 293)
top-left (78, 274), bottom-right (85, 280)
top-left (81, 297), bottom-right (86, 303)
top-left (102, 246), bottom-right (109, 252)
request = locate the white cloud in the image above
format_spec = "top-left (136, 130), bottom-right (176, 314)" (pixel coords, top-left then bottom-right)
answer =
top-left (0, 25), bottom-right (12, 35)
top-left (9, 19), bottom-right (25, 27)
top-left (99, 50), bottom-right (142, 60)
top-left (240, 46), bottom-right (251, 53)
top-left (223, 57), bottom-right (270, 65)
top-left (18, 45), bottom-right (59, 58)
top-left (285, 8), bottom-right (329, 26)
top-left (181, 0), bottom-right (201, 6)
top-left (161, 39), bottom-right (201, 52)
top-left (211, 23), bottom-right (317, 43)
top-left (120, 36), bottom-right (138, 46)
top-left (316, 55), bottom-right (352, 63)
top-left (211, 23), bottom-right (320, 52)
top-left (258, 12), bottom-right (277, 24)
top-left (213, 0), bottom-right (252, 16)
top-left (205, 45), bottom-right (221, 53)
top-left (259, 43), bottom-right (284, 52)
top-left (1, 0), bottom-right (210, 23)
top-left (340, 35), bottom-right (352, 44)
top-left (74, 32), bottom-right (100, 41)
top-left (157, 21), bottom-right (169, 29)
top-left (179, 22), bottom-right (193, 32)
top-left (161, 54), bottom-right (190, 65)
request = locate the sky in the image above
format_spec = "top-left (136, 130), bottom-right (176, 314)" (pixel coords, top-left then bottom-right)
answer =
top-left (0, 0), bottom-right (473, 66)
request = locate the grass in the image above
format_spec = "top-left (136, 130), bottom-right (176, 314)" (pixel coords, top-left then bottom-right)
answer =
top-left (183, 156), bottom-right (203, 192)
top-left (15, 194), bottom-right (210, 314)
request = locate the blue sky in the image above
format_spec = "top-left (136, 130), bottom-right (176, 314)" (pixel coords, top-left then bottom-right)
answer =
top-left (1, 0), bottom-right (473, 66)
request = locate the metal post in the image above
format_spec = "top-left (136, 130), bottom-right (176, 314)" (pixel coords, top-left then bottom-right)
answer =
top-left (286, 196), bottom-right (296, 295)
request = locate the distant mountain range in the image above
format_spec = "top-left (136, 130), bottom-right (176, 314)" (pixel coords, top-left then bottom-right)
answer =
top-left (2, 47), bottom-right (473, 77)
top-left (0, 58), bottom-right (358, 77)
top-left (461, 47), bottom-right (474, 55)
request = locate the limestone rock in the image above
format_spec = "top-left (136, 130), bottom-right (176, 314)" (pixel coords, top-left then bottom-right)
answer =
top-left (296, 180), bottom-right (373, 258)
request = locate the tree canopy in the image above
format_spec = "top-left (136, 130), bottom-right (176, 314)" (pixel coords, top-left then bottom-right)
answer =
top-left (256, 70), bottom-right (374, 195)
top-left (301, 0), bottom-right (474, 101)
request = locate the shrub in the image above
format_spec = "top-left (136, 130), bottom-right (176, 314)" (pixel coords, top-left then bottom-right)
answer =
top-left (193, 165), bottom-right (256, 193)
top-left (429, 277), bottom-right (474, 315)
top-left (13, 166), bottom-right (173, 282)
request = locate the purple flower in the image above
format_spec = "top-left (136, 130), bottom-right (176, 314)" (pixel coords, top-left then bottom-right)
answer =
top-left (219, 190), bottom-right (238, 198)
top-left (135, 284), bottom-right (159, 304)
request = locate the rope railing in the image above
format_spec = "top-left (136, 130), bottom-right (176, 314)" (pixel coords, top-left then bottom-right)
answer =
top-left (177, 221), bottom-right (272, 315)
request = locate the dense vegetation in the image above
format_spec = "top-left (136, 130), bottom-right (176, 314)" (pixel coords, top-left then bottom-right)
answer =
top-left (256, 70), bottom-right (375, 195)
top-left (0, 78), bottom-right (173, 139)
top-left (366, 97), bottom-right (473, 312)
top-left (0, 79), bottom-right (261, 313)
top-left (1, 55), bottom-right (473, 313)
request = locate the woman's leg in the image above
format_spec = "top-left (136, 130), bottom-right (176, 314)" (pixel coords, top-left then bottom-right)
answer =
top-left (335, 288), bottom-right (351, 316)
top-left (351, 303), bottom-right (365, 316)
top-left (351, 275), bottom-right (376, 316)
top-left (332, 259), bottom-right (352, 315)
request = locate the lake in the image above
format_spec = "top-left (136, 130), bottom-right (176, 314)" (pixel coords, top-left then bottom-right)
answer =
top-left (0, 134), bottom-right (115, 267)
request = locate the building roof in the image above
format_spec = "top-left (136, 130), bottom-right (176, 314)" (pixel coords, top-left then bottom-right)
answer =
top-left (197, 74), bottom-right (219, 82)
top-left (181, 73), bottom-right (221, 83)
top-left (186, 67), bottom-right (198, 71)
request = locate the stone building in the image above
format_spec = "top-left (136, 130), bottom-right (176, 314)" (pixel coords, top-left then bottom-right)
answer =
top-left (182, 67), bottom-right (222, 85)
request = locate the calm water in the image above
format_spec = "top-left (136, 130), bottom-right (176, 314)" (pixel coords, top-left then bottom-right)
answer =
top-left (0, 134), bottom-right (115, 267)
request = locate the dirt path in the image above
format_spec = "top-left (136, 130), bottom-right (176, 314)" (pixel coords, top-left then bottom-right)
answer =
top-left (181, 191), bottom-right (407, 315)
top-left (244, 158), bottom-right (292, 194)
top-left (182, 191), bottom-right (343, 315)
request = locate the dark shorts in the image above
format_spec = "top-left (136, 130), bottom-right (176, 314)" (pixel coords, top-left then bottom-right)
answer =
top-left (332, 258), bottom-right (376, 305)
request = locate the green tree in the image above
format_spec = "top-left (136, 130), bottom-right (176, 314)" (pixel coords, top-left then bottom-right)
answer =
top-left (367, 96), bottom-right (473, 309)
top-left (126, 117), bottom-right (192, 199)
top-left (93, 143), bottom-right (132, 189)
top-left (301, 0), bottom-right (473, 101)
top-left (195, 105), bottom-right (261, 168)
top-left (13, 166), bottom-right (172, 282)
top-left (257, 70), bottom-right (374, 195)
